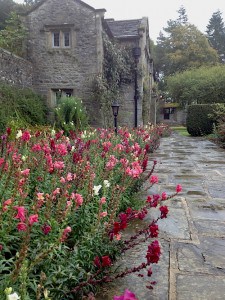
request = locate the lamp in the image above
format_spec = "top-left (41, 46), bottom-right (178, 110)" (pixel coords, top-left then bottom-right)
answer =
top-left (111, 102), bottom-right (120, 134)
top-left (133, 47), bottom-right (141, 127)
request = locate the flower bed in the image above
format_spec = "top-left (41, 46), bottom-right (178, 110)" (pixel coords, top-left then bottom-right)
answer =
top-left (0, 125), bottom-right (178, 299)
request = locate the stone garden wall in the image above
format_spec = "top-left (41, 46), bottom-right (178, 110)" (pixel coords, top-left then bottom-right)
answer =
top-left (0, 48), bottom-right (33, 88)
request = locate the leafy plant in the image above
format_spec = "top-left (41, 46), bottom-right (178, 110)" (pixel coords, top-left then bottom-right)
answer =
top-left (54, 96), bottom-right (89, 133)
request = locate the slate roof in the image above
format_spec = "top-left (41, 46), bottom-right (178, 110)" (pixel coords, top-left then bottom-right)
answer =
top-left (105, 19), bottom-right (142, 39)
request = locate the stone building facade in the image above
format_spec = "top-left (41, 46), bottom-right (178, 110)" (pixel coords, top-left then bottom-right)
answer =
top-left (0, 0), bottom-right (154, 127)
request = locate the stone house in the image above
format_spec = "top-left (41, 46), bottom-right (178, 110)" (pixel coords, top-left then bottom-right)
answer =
top-left (1, 0), bottom-right (154, 127)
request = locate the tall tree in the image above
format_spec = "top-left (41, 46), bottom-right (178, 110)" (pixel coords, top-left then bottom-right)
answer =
top-left (155, 7), bottom-right (219, 77)
top-left (206, 10), bottom-right (225, 62)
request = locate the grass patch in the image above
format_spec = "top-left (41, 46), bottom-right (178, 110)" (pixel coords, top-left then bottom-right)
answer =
top-left (171, 126), bottom-right (190, 136)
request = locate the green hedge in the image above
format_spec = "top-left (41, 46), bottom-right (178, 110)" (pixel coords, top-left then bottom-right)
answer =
top-left (186, 104), bottom-right (218, 136)
top-left (0, 83), bottom-right (48, 133)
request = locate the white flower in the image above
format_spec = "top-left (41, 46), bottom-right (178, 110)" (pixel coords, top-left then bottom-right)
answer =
top-left (51, 129), bottom-right (56, 137)
top-left (103, 180), bottom-right (110, 188)
top-left (8, 292), bottom-right (20, 300)
top-left (21, 155), bottom-right (27, 162)
top-left (71, 146), bottom-right (75, 152)
top-left (93, 185), bottom-right (102, 196)
top-left (16, 130), bottom-right (22, 139)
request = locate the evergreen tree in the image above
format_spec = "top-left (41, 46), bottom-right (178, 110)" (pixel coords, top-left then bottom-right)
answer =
top-left (154, 7), bottom-right (219, 77)
top-left (206, 10), bottom-right (225, 62)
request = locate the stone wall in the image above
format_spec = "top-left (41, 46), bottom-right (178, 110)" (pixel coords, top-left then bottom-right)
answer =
top-left (24, 0), bottom-right (105, 126)
top-left (0, 48), bottom-right (33, 88)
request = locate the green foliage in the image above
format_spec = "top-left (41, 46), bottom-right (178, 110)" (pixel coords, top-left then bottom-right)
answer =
top-left (55, 96), bottom-right (89, 133)
top-left (0, 0), bottom-right (16, 30)
top-left (186, 104), bottom-right (218, 136)
top-left (0, 83), bottom-right (47, 134)
top-left (155, 7), bottom-right (219, 77)
top-left (0, 11), bottom-right (27, 56)
top-left (206, 10), bottom-right (225, 63)
top-left (166, 65), bottom-right (225, 107)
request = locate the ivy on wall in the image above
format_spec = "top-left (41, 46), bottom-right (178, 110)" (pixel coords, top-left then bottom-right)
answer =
top-left (92, 34), bottom-right (134, 127)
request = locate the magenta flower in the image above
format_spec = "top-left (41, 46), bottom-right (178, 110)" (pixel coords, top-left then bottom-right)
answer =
top-left (113, 289), bottom-right (138, 300)
top-left (150, 175), bottom-right (158, 184)
top-left (161, 192), bottom-right (167, 200)
top-left (160, 206), bottom-right (169, 219)
top-left (14, 206), bottom-right (26, 222)
top-left (41, 224), bottom-right (52, 235)
top-left (176, 184), bottom-right (182, 193)
top-left (28, 214), bottom-right (39, 225)
top-left (21, 130), bottom-right (31, 142)
top-left (17, 222), bottom-right (27, 231)
top-left (21, 169), bottom-right (30, 176)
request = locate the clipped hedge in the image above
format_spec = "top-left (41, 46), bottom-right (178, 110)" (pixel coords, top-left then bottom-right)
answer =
top-left (186, 104), bottom-right (218, 136)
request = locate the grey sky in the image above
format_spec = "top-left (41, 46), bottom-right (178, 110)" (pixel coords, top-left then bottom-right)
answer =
top-left (15, 0), bottom-right (225, 41)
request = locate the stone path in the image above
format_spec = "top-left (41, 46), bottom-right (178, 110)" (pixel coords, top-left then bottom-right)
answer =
top-left (96, 132), bottom-right (225, 300)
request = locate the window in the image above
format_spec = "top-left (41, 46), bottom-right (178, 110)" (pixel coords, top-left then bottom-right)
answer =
top-left (52, 31), bottom-right (71, 48)
top-left (53, 89), bottom-right (73, 105)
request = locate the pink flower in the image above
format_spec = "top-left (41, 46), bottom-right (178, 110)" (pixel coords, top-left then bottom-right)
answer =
top-left (71, 193), bottom-right (83, 207)
top-left (21, 130), bottom-right (31, 142)
top-left (100, 211), bottom-right (107, 218)
top-left (161, 192), bottom-right (167, 200)
top-left (176, 184), bottom-right (182, 193)
top-left (0, 157), bottom-right (5, 167)
top-left (53, 161), bottom-right (65, 170)
top-left (60, 177), bottom-right (66, 183)
top-left (21, 169), bottom-right (30, 176)
top-left (106, 155), bottom-right (118, 170)
top-left (55, 143), bottom-right (68, 156)
top-left (66, 172), bottom-right (73, 181)
top-left (113, 289), bottom-right (138, 300)
top-left (150, 175), bottom-right (158, 184)
top-left (17, 222), bottom-right (27, 231)
top-left (29, 214), bottom-right (39, 225)
top-left (100, 197), bottom-right (106, 204)
top-left (31, 144), bottom-right (42, 152)
top-left (41, 224), bottom-right (52, 235)
top-left (60, 226), bottom-right (72, 242)
top-left (14, 206), bottom-right (26, 222)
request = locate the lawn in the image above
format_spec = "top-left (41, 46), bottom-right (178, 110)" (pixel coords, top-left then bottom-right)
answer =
top-left (171, 126), bottom-right (190, 137)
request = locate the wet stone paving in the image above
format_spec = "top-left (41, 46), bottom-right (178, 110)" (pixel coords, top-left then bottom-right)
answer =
top-left (96, 133), bottom-right (225, 299)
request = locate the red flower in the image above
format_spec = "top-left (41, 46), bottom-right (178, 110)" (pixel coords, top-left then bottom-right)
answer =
top-left (176, 184), bottom-right (182, 193)
top-left (160, 206), bottom-right (169, 219)
top-left (147, 267), bottom-right (152, 277)
top-left (146, 240), bottom-right (161, 264)
top-left (21, 130), bottom-right (31, 142)
top-left (60, 226), bottom-right (72, 242)
top-left (161, 192), bottom-right (167, 200)
top-left (113, 222), bottom-right (121, 235)
top-left (149, 223), bottom-right (159, 238)
top-left (17, 222), bottom-right (27, 231)
top-left (41, 224), bottom-right (52, 235)
top-left (0, 244), bottom-right (3, 251)
top-left (94, 256), bottom-right (101, 268)
top-left (101, 256), bottom-right (112, 267)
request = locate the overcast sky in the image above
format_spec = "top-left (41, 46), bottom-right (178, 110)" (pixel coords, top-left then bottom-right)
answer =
top-left (15, 0), bottom-right (225, 41)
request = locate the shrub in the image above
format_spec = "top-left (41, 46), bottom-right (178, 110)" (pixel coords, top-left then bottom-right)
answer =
top-left (0, 83), bottom-right (48, 134)
top-left (186, 104), bottom-right (218, 136)
top-left (55, 96), bottom-right (88, 133)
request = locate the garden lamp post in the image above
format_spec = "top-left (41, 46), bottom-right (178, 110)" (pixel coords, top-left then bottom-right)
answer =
top-left (111, 102), bottom-right (120, 135)
top-left (132, 46), bottom-right (141, 127)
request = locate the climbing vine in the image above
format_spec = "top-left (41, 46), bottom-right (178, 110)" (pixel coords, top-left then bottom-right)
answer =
top-left (92, 33), bottom-right (134, 127)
